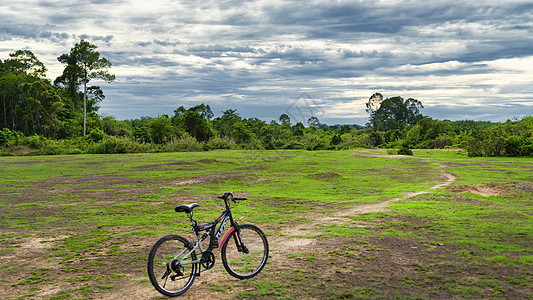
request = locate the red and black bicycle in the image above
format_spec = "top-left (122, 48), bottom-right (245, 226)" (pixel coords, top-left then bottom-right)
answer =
top-left (147, 192), bottom-right (269, 297)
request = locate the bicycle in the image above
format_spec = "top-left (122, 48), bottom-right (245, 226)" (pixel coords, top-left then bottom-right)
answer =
top-left (147, 192), bottom-right (269, 297)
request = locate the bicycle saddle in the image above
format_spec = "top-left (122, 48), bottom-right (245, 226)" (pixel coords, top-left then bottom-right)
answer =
top-left (175, 203), bottom-right (199, 213)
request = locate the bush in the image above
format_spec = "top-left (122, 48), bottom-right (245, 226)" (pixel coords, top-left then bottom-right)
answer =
top-left (158, 136), bottom-right (203, 152)
top-left (204, 136), bottom-right (238, 150)
top-left (432, 134), bottom-right (453, 149)
top-left (466, 116), bottom-right (533, 157)
top-left (0, 128), bottom-right (14, 147)
top-left (25, 134), bottom-right (48, 149)
top-left (397, 143), bottom-right (413, 155)
top-left (87, 128), bottom-right (105, 143)
top-left (89, 136), bottom-right (152, 154)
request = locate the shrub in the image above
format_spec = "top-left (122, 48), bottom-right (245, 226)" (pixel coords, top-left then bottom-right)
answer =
top-left (204, 136), bottom-right (238, 150)
top-left (89, 136), bottom-right (151, 154)
top-left (466, 116), bottom-right (533, 157)
top-left (397, 143), bottom-right (413, 155)
top-left (25, 134), bottom-right (48, 149)
top-left (432, 134), bottom-right (453, 149)
top-left (87, 128), bottom-right (105, 143)
top-left (158, 136), bottom-right (203, 152)
top-left (0, 128), bottom-right (14, 147)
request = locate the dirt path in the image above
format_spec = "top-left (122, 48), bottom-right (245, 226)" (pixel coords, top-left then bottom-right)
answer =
top-left (288, 150), bottom-right (455, 224)
top-left (337, 163), bottom-right (456, 217)
top-left (268, 151), bottom-right (458, 283)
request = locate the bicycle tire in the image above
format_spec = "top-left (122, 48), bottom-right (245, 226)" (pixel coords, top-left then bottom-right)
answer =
top-left (221, 224), bottom-right (269, 279)
top-left (147, 234), bottom-right (197, 297)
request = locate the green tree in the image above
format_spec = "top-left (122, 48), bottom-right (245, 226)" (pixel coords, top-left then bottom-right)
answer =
top-left (182, 110), bottom-right (213, 142)
top-left (331, 133), bottom-right (342, 146)
top-left (102, 116), bottom-right (131, 136)
top-left (172, 104), bottom-right (215, 142)
top-left (307, 117), bottom-right (322, 128)
top-left (148, 115), bottom-right (174, 144)
top-left (86, 86), bottom-right (105, 114)
top-left (279, 114), bottom-right (291, 127)
top-left (231, 121), bottom-right (254, 144)
top-left (0, 71), bottom-right (22, 130)
top-left (214, 109), bottom-right (241, 137)
top-left (367, 95), bottom-right (424, 131)
top-left (56, 40), bottom-right (115, 136)
top-left (4, 50), bottom-right (47, 78)
top-left (189, 104), bottom-right (214, 120)
top-left (292, 122), bottom-right (305, 136)
top-left (339, 125), bottom-right (351, 134)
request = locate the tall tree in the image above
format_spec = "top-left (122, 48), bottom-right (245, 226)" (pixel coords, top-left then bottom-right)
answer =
top-left (279, 114), bottom-right (291, 127)
top-left (56, 40), bottom-right (115, 135)
top-left (307, 116), bottom-right (322, 128)
top-left (367, 95), bottom-right (424, 131)
top-left (365, 92), bottom-right (383, 131)
top-left (214, 109), bottom-right (241, 137)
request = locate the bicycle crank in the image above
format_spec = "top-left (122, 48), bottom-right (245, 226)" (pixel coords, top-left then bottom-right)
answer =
top-left (201, 251), bottom-right (215, 269)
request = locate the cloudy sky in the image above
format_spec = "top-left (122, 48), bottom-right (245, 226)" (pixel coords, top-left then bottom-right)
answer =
top-left (1, 0), bottom-right (532, 125)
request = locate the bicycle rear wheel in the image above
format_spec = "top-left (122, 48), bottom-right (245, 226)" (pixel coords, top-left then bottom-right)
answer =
top-left (221, 224), bottom-right (269, 279)
top-left (147, 234), bottom-right (197, 297)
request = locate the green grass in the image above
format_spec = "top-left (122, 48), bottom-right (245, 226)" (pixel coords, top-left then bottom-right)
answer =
top-left (375, 190), bottom-right (533, 263)
top-left (0, 149), bottom-right (531, 299)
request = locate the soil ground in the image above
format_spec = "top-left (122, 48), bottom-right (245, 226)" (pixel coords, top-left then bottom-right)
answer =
top-left (1, 151), bottom-right (531, 299)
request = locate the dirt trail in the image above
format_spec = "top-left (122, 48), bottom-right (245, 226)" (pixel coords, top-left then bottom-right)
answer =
top-left (272, 151), bottom-right (457, 258)
top-left (337, 164), bottom-right (456, 217)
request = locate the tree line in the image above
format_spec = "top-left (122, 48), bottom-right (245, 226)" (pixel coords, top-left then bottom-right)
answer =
top-left (1, 43), bottom-right (532, 157)
top-left (0, 41), bottom-right (113, 139)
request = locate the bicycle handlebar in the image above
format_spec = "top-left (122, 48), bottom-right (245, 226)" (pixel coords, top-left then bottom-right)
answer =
top-left (218, 192), bottom-right (247, 202)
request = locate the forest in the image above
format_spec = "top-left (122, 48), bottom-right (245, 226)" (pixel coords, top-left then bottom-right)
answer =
top-left (1, 41), bottom-right (532, 157)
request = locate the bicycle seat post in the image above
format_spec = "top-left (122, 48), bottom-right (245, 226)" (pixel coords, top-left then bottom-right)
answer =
top-left (187, 211), bottom-right (197, 231)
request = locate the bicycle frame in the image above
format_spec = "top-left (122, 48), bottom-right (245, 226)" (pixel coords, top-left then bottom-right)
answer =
top-left (176, 199), bottom-right (244, 267)
top-left (148, 192), bottom-right (268, 297)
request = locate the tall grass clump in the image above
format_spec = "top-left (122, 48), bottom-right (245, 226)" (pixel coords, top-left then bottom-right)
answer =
top-left (157, 136), bottom-right (204, 152)
top-left (88, 136), bottom-right (152, 154)
top-left (204, 136), bottom-right (238, 150)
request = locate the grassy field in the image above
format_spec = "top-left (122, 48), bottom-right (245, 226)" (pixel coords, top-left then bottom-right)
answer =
top-left (0, 149), bottom-right (531, 299)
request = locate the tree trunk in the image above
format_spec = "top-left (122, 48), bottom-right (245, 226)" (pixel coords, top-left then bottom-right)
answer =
top-left (83, 70), bottom-right (87, 136)
top-left (3, 93), bottom-right (6, 128)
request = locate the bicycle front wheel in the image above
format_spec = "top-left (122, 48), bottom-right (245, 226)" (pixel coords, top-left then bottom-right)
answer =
top-left (147, 234), bottom-right (197, 297)
top-left (221, 224), bottom-right (269, 279)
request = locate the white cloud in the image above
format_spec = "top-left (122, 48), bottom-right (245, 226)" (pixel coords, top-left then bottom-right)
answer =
top-left (1, 0), bottom-right (532, 123)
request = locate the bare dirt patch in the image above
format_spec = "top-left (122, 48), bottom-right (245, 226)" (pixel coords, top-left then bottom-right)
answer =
top-left (447, 183), bottom-right (511, 196)
top-left (515, 182), bottom-right (533, 193)
top-left (196, 159), bottom-right (221, 164)
top-left (173, 173), bottom-right (247, 187)
top-left (315, 172), bottom-right (342, 179)
top-left (2, 146), bottom-right (34, 156)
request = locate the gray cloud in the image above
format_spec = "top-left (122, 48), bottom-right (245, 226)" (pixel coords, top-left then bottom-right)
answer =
top-left (1, 0), bottom-right (532, 123)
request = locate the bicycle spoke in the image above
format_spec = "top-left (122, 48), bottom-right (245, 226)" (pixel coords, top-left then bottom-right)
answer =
top-left (222, 224), bottom-right (269, 279)
top-left (147, 235), bottom-right (197, 297)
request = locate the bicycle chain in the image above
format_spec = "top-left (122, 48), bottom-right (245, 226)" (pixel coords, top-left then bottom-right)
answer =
top-left (201, 251), bottom-right (215, 269)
